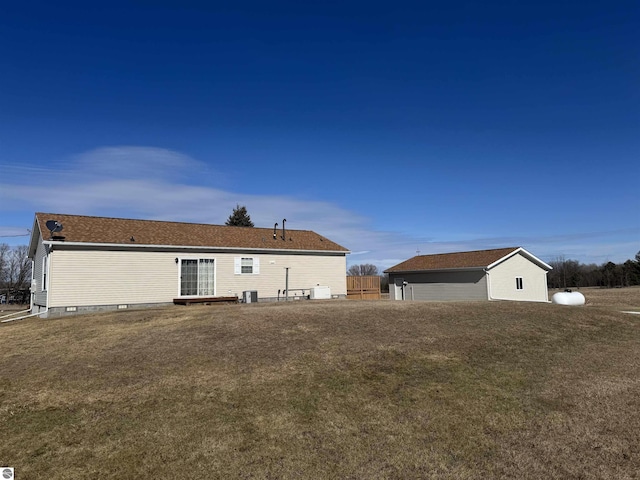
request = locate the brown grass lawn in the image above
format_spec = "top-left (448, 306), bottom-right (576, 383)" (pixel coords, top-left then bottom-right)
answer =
top-left (0, 304), bottom-right (30, 315)
top-left (550, 285), bottom-right (640, 312)
top-left (1, 289), bottom-right (640, 479)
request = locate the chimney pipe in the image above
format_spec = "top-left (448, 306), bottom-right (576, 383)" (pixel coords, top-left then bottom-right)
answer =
top-left (273, 223), bottom-right (278, 239)
top-left (281, 219), bottom-right (286, 241)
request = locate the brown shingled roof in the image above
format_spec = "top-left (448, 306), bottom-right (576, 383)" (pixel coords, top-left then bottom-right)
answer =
top-left (35, 213), bottom-right (349, 252)
top-left (384, 247), bottom-right (519, 273)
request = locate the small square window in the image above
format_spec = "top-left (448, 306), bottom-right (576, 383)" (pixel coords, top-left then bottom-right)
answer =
top-left (516, 277), bottom-right (523, 290)
top-left (235, 257), bottom-right (259, 275)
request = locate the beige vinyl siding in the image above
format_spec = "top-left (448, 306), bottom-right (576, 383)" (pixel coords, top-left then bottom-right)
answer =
top-left (48, 249), bottom-right (347, 307)
top-left (210, 253), bottom-right (346, 299)
top-left (488, 253), bottom-right (549, 302)
top-left (49, 250), bottom-right (180, 307)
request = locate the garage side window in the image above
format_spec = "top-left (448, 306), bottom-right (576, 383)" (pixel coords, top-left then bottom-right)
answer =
top-left (516, 277), bottom-right (523, 290)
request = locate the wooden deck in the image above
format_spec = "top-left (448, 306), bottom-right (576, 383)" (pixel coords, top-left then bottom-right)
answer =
top-left (173, 296), bottom-right (239, 306)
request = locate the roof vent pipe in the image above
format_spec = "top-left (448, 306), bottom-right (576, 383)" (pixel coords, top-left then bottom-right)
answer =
top-left (273, 223), bottom-right (278, 239)
top-left (281, 219), bottom-right (286, 241)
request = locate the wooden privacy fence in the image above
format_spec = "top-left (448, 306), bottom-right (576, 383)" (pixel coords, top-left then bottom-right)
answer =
top-left (347, 276), bottom-right (381, 300)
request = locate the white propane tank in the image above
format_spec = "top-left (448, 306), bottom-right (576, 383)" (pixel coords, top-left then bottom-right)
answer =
top-left (552, 291), bottom-right (586, 306)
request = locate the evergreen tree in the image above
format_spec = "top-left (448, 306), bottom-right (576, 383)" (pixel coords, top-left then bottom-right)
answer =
top-left (225, 204), bottom-right (254, 227)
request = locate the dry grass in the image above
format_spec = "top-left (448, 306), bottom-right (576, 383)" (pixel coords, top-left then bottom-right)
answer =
top-left (1, 289), bottom-right (639, 479)
top-left (0, 304), bottom-right (29, 315)
top-left (553, 285), bottom-right (640, 311)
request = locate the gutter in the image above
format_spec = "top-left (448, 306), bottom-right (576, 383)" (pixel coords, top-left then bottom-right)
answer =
top-left (484, 268), bottom-right (494, 300)
top-left (42, 241), bottom-right (349, 255)
top-left (384, 266), bottom-right (486, 275)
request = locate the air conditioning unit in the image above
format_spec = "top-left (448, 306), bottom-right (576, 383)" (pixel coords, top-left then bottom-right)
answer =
top-left (243, 290), bottom-right (258, 303)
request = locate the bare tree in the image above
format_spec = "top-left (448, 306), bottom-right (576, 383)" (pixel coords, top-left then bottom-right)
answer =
top-left (548, 256), bottom-right (581, 288)
top-left (7, 245), bottom-right (31, 291)
top-left (0, 244), bottom-right (31, 304)
top-left (602, 261), bottom-right (617, 288)
top-left (622, 260), bottom-right (639, 287)
top-left (548, 256), bottom-right (566, 288)
top-left (0, 243), bottom-right (9, 286)
top-left (380, 272), bottom-right (389, 293)
top-left (347, 264), bottom-right (379, 276)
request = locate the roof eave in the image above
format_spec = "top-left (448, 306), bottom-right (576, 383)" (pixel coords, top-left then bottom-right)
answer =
top-left (43, 240), bottom-right (349, 255)
top-left (384, 266), bottom-right (487, 274)
top-left (27, 215), bottom-right (42, 259)
top-left (486, 247), bottom-right (553, 271)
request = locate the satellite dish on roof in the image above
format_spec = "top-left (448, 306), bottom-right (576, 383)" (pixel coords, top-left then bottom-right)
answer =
top-left (45, 220), bottom-right (63, 238)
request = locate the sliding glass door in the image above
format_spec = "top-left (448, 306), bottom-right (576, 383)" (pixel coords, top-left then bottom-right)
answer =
top-left (180, 259), bottom-right (215, 296)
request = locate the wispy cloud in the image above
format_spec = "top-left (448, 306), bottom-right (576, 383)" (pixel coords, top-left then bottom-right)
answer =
top-left (0, 227), bottom-right (31, 239)
top-left (1, 146), bottom-right (637, 267)
top-left (73, 146), bottom-right (208, 181)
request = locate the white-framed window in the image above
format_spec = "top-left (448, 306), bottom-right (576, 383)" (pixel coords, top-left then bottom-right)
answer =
top-left (180, 258), bottom-right (215, 296)
top-left (42, 256), bottom-right (48, 291)
top-left (516, 277), bottom-right (523, 290)
top-left (241, 257), bottom-right (253, 274)
top-left (234, 257), bottom-right (260, 275)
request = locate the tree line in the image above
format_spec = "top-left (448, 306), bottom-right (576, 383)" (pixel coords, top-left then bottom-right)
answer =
top-left (348, 253), bottom-right (640, 292)
top-left (548, 251), bottom-right (640, 289)
top-left (0, 244), bottom-right (31, 304)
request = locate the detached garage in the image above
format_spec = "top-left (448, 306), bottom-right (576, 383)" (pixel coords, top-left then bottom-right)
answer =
top-left (385, 247), bottom-right (552, 303)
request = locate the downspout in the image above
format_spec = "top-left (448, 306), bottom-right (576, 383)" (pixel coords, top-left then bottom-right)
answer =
top-left (484, 268), bottom-right (494, 300)
top-left (544, 271), bottom-right (550, 302)
top-left (44, 246), bottom-right (50, 314)
top-left (30, 260), bottom-right (35, 312)
top-left (8, 246), bottom-right (54, 321)
top-left (0, 309), bottom-right (30, 320)
top-left (1, 307), bottom-right (48, 323)
top-left (1, 260), bottom-right (48, 322)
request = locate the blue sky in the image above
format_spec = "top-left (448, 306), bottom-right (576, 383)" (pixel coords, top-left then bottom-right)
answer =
top-left (1, 1), bottom-right (638, 269)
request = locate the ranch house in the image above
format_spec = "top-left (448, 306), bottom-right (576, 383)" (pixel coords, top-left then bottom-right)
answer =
top-left (28, 213), bottom-right (349, 317)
